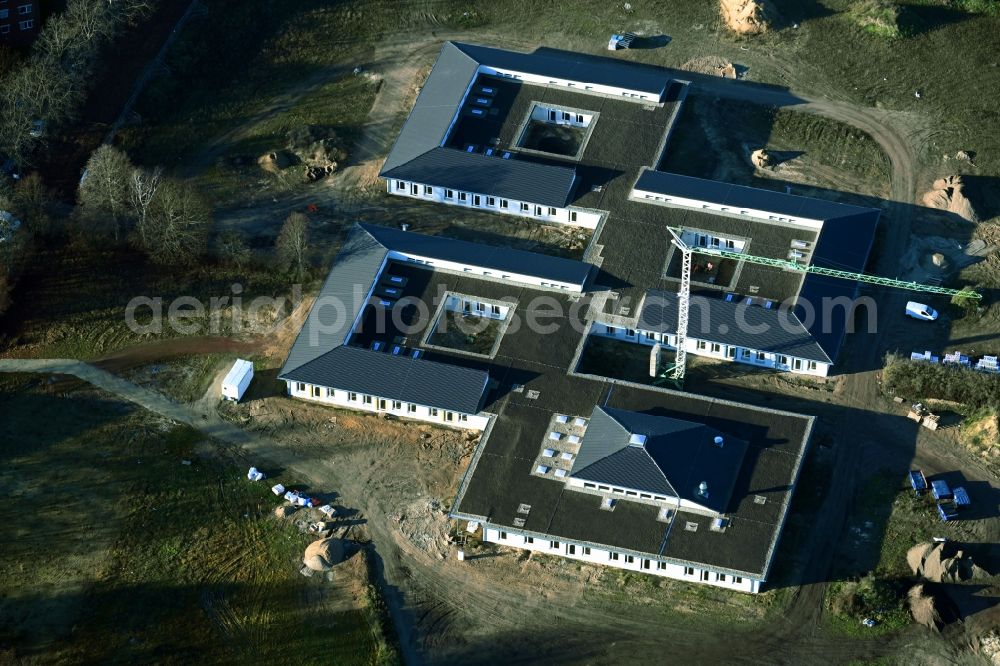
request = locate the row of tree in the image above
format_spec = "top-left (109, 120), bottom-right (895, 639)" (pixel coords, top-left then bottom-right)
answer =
top-left (0, 0), bottom-right (155, 166)
top-left (78, 145), bottom-right (211, 266)
top-left (0, 173), bottom-right (54, 314)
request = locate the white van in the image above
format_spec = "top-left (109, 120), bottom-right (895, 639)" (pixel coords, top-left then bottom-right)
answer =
top-left (905, 301), bottom-right (938, 321)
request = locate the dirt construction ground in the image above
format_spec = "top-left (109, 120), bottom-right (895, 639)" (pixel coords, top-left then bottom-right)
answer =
top-left (4, 3), bottom-right (1000, 664)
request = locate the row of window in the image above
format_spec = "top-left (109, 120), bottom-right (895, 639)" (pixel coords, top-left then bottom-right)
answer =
top-left (546, 109), bottom-right (586, 124)
top-left (641, 193), bottom-right (802, 226)
top-left (603, 325), bottom-right (822, 373)
top-left (495, 70), bottom-right (649, 100)
top-left (497, 532), bottom-right (744, 582)
top-left (581, 481), bottom-right (668, 501)
top-left (0, 3), bottom-right (32, 14)
top-left (395, 180), bottom-right (577, 222)
top-left (0, 18), bottom-right (32, 31)
top-left (293, 382), bottom-right (469, 422)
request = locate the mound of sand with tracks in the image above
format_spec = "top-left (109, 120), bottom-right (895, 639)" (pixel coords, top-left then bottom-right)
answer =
top-left (303, 537), bottom-right (346, 572)
top-left (720, 0), bottom-right (775, 34)
top-left (921, 175), bottom-right (979, 223)
top-left (908, 583), bottom-right (944, 631)
top-left (682, 56), bottom-right (737, 79)
top-left (751, 148), bottom-right (773, 168)
top-left (907, 542), bottom-right (989, 583)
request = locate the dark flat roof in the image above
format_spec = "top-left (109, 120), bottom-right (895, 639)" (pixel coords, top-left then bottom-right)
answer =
top-left (634, 169), bottom-right (879, 221)
top-left (360, 223), bottom-right (592, 287)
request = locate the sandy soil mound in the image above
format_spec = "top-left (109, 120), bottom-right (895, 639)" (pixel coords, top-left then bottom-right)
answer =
top-left (681, 56), bottom-right (738, 78)
top-left (303, 537), bottom-right (346, 571)
top-left (257, 151), bottom-right (294, 174)
top-left (720, 0), bottom-right (775, 34)
top-left (909, 542), bottom-right (989, 583)
top-left (275, 505), bottom-right (297, 519)
top-left (921, 175), bottom-right (979, 223)
top-left (908, 584), bottom-right (943, 631)
top-left (751, 148), bottom-right (773, 168)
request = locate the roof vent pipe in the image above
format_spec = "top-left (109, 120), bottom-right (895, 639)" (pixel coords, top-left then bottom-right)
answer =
top-left (714, 436), bottom-right (724, 447)
top-left (400, 223), bottom-right (411, 232)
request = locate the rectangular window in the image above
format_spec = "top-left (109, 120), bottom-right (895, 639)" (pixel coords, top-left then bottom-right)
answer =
top-left (411, 184), bottom-right (419, 195)
top-left (734, 576), bottom-right (743, 584)
top-left (549, 540), bottom-right (559, 549)
top-left (424, 185), bottom-right (433, 195)
top-left (487, 196), bottom-right (495, 206)
top-left (576, 114), bottom-right (584, 123)
top-left (377, 399), bottom-right (386, 410)
top-left (392, 400), bottom-right (402, 410)
top-left (445, 412), bottom-right (454, 422)
top-left (625, 328), bottom-right (635, 337)
top-left (605, 326), bottom-right (616, 335)
top-left (696, 340), bottom-right (707, 351)
top-left (642, 559), bottom-right (650, 570)
top-left (547, 207), bottom-right (556, 216)
top-left (430, 408), bottom-right (439, 416)
top-left (445, 189), bottom-right (454, 199)
top-left (499, 531), bottom-right (507, 540)
top-left (562, 111), bottom-right (571, 121)
top-left (567, 544), bottom-right (576, 555)
top-left (500, 199), bottom-right (508, 209)
top-left (711, 343), bottom-right (722, 353)
top-left (459, 414), bottom-right (468, 422)
top-left (582, 547), bottom-right (591, 555)
top-left (17, 3), bottom-right (30, 13)
top-left (534, 206), bottom-right (543, 216)
top-left (326, 388), bottom-right (334, 397)
top-left (520, 202), bottom-right (529, 212)
top-left (295, 382), bottom-right (305, 392)
top-left (584, 483), bottom-right (596, 489)
top-left (363, 395), bottom-right (373, 405)
top-left (777, 355), bottom-right (789, 366)
top-left (609, 552), bottom-right (619, 561)
top-left (624, 555), bottom-right (634, 564)
top-left (396, 180), bottom-right (405, 190)
top-left (458, 192), bottom-right (467, 202)
top-left (549, 110), bottom-right (556, 121)
top-left (701, 570), bottom-right (710, 581)
top-left (312, 386), bottom-right (321, 397)
top-left (684, 567), bottom-right (695, 576)
top-left (717, 573), bottom-right (726, 582)
top-left (757, 351), bottom-right (767, 361)
top-left (492, 304), bottom-right (501, 316)
top-left (473, 195), bottom-right (481, 206)
top-left (727, 347), bottom-right (737, 359)
top-left (407, 403), bottom-right (417, 413)
top-left (525, 536), bottom-right (534, 544)
top-left (793, 359), bottom-right (803, 371)
top-left (349, 392), bottom-right (358, 402)
top-left (808, 361), bottom-right (818, 371)
top-left (657, 562), bottom-right (667, 571)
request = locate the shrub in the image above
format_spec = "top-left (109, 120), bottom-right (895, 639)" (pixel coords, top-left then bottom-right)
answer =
top-left (883, 354), bottom-right (1000, 408)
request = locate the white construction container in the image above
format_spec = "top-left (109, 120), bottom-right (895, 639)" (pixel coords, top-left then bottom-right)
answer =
top-left (221, 358), bottom-right (254, 401)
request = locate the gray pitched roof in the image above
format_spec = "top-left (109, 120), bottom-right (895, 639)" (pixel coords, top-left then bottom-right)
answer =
top-left (634, 168), bottom-right (878, 221)
top-left (453, 42), bottom-right (670, 98)
top-left (381, 42), bottom-right (479, 173)
top-left (382, 147), bottom-right (578, 208)
top-left (279, 225), bottom-right (389, 377)
top-left (360, 223), bottom-right (591, 286)
top-left (637, 291), bottom-right (832, 363)
top-left (571, 406), bottom-right (749, 514)
top-left (281, 346), bottom-right (488, 414)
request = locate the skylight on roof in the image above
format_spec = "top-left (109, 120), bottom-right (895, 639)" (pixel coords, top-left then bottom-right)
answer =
top-left (628, 433), bottom-right (647, 446)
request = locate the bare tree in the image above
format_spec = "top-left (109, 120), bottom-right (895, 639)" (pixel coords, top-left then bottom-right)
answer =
top-left (13, 173), bottom-right (55, 237)
top-left (276, 212), bottom-right (310, 280)
top-left (129, 165), bottom-right (163, 249)
top-left (78, 145), bottom-right (134, 240)
top-left (143, 179), bottom-right (211, 265)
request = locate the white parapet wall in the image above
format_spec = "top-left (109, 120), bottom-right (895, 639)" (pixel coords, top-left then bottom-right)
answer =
top-left (483, 526), bottom-right (760, 593)
top-left (286, 380), bottom-right (490, 430)
top-left (630, 184), bottom-right (825, 231)
top-left (387, 178), bottom-right (602, 231)
top-left (481, 66), bottom-right (662, 102)
top-left (592, 324), bottom-right (831, 377)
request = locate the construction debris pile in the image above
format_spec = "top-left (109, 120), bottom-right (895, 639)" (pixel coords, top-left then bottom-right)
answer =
top-left (751, 148), bottom-right (773, 168)
top-left (257, 125), bottom-right (348, 182)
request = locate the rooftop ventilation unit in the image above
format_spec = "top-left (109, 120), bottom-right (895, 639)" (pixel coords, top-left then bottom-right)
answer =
top-left (628, 433), bottom-right (647, 446)
top-left (684, 521), bottom-right (699, 532)
top-left (600, 497), bottom-right (616, 511)
top-left (513, 518), bottom-right (526, 527)
top-left (696, 481), bottom-right (709, 498)
top-left (714, 436), bottom-right (724, 447)
top-left (657, 507), bottom-right (673, 523)
top-left (710, 517), bottom-right (729, 532)
top-left (517, 503), bottom-right (532, 514)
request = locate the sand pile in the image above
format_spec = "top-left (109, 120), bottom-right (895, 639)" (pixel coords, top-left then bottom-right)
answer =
top-left (303, 537), bottom-right (346, 572)
top-left (751, 148), bottom-right (773, 168)
top-left (682, 56), bottom-right (738, 78)
top-left (908, 584), bottom-right (944, 631)
top-left (908, 542), bottom-right (989, 583)
top-left (274, 505), bottom-right (297, 519)
top-left (257, 151), bottom-right (294, 174)
top-left (719, 0), bottom-right (775, 34)
top-left (921, 175), bottom-right (979, 223)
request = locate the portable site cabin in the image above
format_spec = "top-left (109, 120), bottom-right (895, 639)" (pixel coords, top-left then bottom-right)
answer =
top-left (931, 479), bottom-right (952, 501)
top-left (909, 470), bottom-right (928, 496)
top-left (222, 359), bottom-right (254, 402)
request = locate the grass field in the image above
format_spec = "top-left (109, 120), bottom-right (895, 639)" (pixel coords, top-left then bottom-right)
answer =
top-left (0, 374), bottom-right (393, 663)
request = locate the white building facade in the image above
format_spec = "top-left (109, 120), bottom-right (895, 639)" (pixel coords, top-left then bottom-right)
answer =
top-left (482, 526), bottom-right (759, 593)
